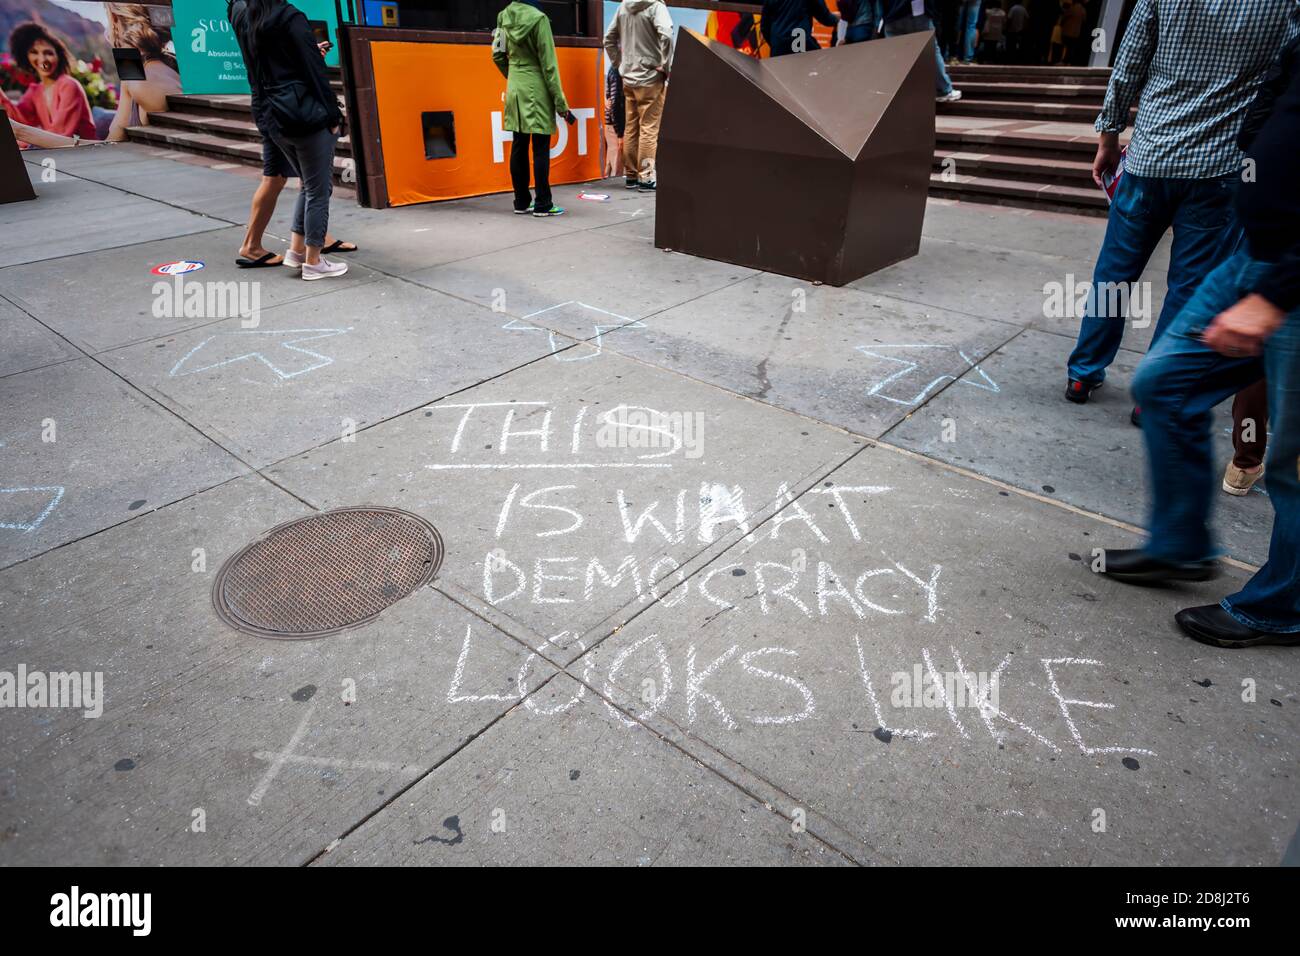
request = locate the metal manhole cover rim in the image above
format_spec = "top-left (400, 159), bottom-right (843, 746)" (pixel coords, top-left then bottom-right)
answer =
top-left (212, 505), bottom-right (444, 640)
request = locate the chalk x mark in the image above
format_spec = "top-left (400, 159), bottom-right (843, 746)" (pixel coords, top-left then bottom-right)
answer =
top-left (855, 344), bottom-right (999, 406)
top-left (247, 700), bottom-right (419, 806)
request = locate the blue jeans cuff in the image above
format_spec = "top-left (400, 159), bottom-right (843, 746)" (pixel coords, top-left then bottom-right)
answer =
top-left (1219, 598), bottom-right (1300, 635)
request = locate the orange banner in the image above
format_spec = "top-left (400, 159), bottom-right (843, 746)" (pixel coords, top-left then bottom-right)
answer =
top-left (371, 41), bottom-right (604, 206)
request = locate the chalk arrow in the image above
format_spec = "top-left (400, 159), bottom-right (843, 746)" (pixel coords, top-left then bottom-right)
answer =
top-left (855, 344), bottom-right (999, 406)
top-left (169, 328), bottom-right (352, 380)
top-left (0, 485), bottom-right (64, 532)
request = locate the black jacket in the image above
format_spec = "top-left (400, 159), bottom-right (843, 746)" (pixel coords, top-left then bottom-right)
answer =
top-left (760, 0), bottom-right (838, 56)
top-left (1236, 37), bottom-right (1300, 311)
top-left (229, 0), bottom-right (341, 134)
top-left (882, 0), bottom-right (937, 23)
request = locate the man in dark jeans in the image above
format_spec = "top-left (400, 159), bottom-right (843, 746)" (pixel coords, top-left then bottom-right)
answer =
top-left (1097, 37), bottom-right (1300, 648)
top-left (882, 0), bottom-right (961, 102)
top-left (1064, 0), bottom-right (1298, 417)
top-left (760, 0), bottom-right (839, 56)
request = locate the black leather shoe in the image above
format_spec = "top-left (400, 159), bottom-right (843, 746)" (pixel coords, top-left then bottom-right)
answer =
top-left (1065, 378), bottom-right (1100, 403)
top-left (1095, 548), bottom-right (1218, 585)
top-left (1175, 604), bottom-right (1300, 648)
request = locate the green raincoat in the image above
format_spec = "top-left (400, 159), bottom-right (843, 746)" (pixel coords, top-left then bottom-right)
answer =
top-left (492, 2), bottom-right (569, 136)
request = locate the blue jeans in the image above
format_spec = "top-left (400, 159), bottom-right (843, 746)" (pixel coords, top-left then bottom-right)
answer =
top-left (958, 0), bottom-right (981, 61)
top-left (1131, 249), bottom-right (1300, 633)
top-left (883, 17), bottom-right (953, 95)
top-left (1067, 171), bottom-right (1240, 385)
top-left (845, 1), bottom-right (881, 42)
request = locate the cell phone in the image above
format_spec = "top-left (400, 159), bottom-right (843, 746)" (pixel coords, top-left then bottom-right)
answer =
top-left (1101, 147), bottom-right (1127, 203)
top-left (309, 20), bottom-right (330, 47)
top-left (112, 47), bottom-right (146, 81)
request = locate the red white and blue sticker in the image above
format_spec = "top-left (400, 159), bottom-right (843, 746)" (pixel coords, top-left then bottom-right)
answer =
top-left (151, 260), bottom-right (205, 276)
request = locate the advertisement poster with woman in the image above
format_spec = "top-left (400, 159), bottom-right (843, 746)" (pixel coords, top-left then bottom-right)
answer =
top-left (1, 0), bottom-right (181, 147)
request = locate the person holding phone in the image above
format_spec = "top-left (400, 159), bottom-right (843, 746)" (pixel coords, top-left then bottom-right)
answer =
top-left (229, 3), bottom-right (355, 269)
top-left (231, 0), bottom-right (348, 279)
top-left (493, 0), bottom-right (573, 217)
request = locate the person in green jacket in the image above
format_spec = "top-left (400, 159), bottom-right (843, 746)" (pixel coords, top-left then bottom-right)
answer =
top-left (493, 0), bottom-right (575, 217)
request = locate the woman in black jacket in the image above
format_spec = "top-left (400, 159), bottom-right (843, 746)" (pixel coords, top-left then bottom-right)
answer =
top-left (230, 0), bottom-right (347, 280)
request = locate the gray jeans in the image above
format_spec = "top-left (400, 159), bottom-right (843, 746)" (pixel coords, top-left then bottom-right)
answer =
top-left (269, 125), bottom-right (338, 248)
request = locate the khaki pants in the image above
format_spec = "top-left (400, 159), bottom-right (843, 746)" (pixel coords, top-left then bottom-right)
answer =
top-left (623, 81), bottom-right (666, 183)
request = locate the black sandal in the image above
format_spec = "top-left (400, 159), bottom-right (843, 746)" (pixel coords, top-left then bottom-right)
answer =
top-left (322, 240), bottom-right (357, 254)
top-left (235, 251), bottom-right (284, 268)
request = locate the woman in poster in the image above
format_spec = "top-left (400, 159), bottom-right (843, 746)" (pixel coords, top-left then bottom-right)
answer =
top-left (3, 22), bottom-right (97, 144)
top-left (104, 3), bottom-right (182, 140)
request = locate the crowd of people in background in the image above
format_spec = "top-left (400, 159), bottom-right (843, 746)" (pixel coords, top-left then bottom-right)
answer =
top-left (751, 1), bottom-right (1105, 103)
top-left (931, 0), bottom-right (1099, 66)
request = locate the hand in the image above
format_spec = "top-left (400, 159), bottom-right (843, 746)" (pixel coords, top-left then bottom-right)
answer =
top-left (318, 41), bottom-right (333, 56)
top-left (1092, 132), bottom-right (1121, 187)
top-left (563, 110), bottom-right (576, 125)
top-left (1202, 293), bottom-right (1285, 357)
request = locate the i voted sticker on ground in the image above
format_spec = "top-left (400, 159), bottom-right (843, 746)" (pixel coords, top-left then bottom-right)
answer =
top-left (151, 260), bottom-right (206, 276)
top-left (577, 192), bottom-right (610, 202)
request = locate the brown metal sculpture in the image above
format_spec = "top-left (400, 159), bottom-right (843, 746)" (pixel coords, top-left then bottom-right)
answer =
top-left (0, 120), bottom-right (37, 204)
top-left (655, 30), bottom-right (936, 286)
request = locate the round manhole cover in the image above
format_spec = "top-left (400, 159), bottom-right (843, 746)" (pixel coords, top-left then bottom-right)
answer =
top-left (213, 507), bottom-right (443, 639)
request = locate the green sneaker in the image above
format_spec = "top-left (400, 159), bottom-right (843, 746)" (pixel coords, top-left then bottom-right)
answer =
top-left (532, 204), bottom-right (565, 217)
top-left (513, 202), bottom-right (533, 215)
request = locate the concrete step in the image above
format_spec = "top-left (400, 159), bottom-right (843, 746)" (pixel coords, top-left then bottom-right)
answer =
top-left (933, 148), bottom-right (1094, 186)
top-left (929, 170), bottom-right (1107, 215)
top-left (126, 125), bottom-right (353, 183)
top-left (946, 64), bottom-right (1111, 85)
top-left (166, 92), bottom-right (346, 118)
top-left (146, 109), bottom-right (352, 155)
top-left (936, 125), bottom-right (1102, 160)
top-left (169, 93), bottom-right (254, 117)
top-left (951, 81), bottom-right (1106, 104)
top-left (938, 96), bottom-right (1116, 122)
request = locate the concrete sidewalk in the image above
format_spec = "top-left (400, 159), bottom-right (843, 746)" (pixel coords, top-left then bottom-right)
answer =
top-left (0, 143), bottom-right (1292, 866)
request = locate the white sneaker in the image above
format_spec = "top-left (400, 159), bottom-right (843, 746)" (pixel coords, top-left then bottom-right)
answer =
top-left (301, 256), bottom-right (348, 281)
top-left (937, 89), bottom-right (962, 103)
top-left (283, 248), bottom-right (304, 270)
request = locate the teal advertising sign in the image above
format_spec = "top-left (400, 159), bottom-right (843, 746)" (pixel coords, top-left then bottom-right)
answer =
top-left (173, 0), bottom-right (341, 94)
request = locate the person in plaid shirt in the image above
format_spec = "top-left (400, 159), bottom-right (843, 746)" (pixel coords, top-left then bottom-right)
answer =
top-left (1097, 36), bottom-right (1300, 648)
top-left (1064, 0), bottom-right (1299, 416)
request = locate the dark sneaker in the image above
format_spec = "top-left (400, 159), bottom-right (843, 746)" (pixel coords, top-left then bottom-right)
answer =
top-left (513, 202), bottom-right (533, 215)
top-left (532, 204), bottom-right (565, 217)
top-left (1130, 404), bottom-right (1142, 427)
top-left (625, 177), bottom-right (639, 189)
top-left (638, 180), bottom-right (656, 192)
top-left (1094, 548), bottom-right (1218, 585)
top-left (1065, 378), bottom-right (1100, 403)
top-left (1175, 604), bottom-right (1300, 648)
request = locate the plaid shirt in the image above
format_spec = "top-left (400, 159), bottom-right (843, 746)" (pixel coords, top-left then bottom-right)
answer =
top-left (1097, 0), bottom-right (1300, 178)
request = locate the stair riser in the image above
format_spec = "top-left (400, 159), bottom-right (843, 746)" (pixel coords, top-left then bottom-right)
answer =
top-left (147, 114), bottom-right (353, 156)
top-left (953, 88), bottom-right (1106, 105)
top-left (128, 128), bottom-right (352, 183)
top-left (929, 184), bottom-right (1108, 216)
top-left (936, 135), bottom-right (1097, 163)
top-left (933, 157), bottom-right (1093, 187)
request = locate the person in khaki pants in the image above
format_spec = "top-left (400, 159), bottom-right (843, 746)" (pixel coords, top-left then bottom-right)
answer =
top-left (604, 0), bottom-right (673, 191)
